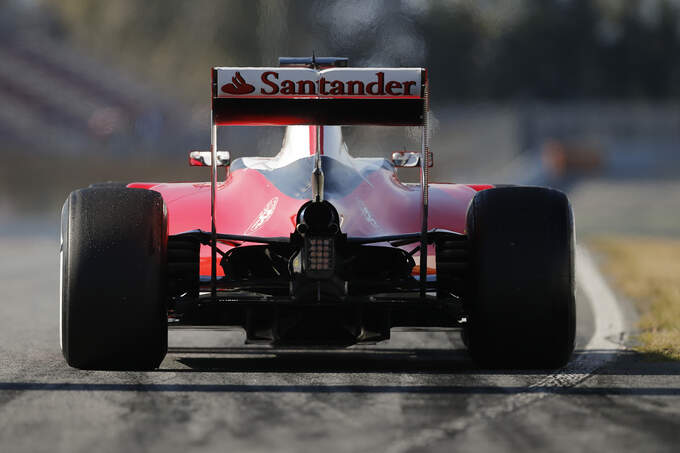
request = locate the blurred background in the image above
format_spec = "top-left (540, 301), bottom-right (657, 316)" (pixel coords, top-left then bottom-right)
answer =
top-left (1, 0), bottom-right (680, 238)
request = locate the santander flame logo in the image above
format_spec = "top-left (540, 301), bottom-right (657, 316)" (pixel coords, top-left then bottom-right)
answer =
top-left (221, 72), bottom-right (255, 95)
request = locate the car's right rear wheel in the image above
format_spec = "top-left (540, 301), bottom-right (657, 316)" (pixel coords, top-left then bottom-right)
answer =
top-left (466, 186), bottom-right (575, 369)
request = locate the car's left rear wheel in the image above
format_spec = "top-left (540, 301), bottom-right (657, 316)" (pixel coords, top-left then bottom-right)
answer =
top-left (60, 187), bottom-right (168, 370)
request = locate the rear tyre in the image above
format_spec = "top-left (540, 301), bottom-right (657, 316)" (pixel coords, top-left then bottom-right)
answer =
top-left (61, 187), bottom-right (168, 370)
top-left (466, 186), bottom-right (575, 369)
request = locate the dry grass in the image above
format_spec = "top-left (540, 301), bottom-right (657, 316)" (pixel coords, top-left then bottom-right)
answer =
top-left (590, 236), bottom-right (680, 360)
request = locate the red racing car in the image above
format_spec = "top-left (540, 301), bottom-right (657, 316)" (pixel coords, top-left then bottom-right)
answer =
top-left (60, 57), bottom-right (575, 370)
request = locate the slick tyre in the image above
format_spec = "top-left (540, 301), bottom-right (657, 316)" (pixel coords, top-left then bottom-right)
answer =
top-left (60, 187), bottom-right (168, 370)
top-left (466, 187), bottom-right (575, 369)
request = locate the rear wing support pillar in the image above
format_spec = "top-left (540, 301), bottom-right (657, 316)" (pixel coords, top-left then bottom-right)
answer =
top-left (210, 107), bottom-right (218, 297)
top-left (419, 81), bottom-right (430, 297)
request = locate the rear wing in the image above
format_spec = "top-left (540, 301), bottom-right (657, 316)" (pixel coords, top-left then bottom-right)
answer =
top-left (212, 67), bottom-right (426, 126)
top-left (205, 62), bottom-right (431, 297)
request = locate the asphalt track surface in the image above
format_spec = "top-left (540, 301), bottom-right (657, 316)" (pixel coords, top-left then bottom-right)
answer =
top-left (0, 226), bottom-right (678, 452)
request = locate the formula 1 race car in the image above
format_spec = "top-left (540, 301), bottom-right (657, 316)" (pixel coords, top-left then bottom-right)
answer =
top-left (60, 57), bottom-right (575, 371)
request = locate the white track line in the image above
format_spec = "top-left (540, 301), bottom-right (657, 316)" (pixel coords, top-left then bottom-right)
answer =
top-left (386, 244), bottom-right (627, 453)
top-left (576, 245), bottom-right (627, 351)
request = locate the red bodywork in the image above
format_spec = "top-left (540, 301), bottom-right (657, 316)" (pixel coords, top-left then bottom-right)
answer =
top-left (129, 128), bottom-right (480, 277)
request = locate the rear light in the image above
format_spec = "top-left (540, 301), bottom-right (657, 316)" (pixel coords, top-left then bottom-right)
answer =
top-left (305, 237), bottom-right (335, 275)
